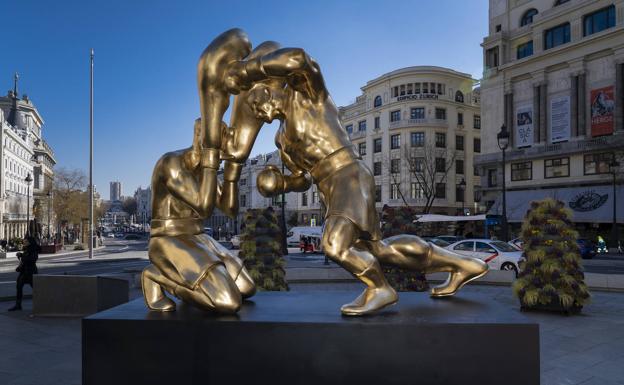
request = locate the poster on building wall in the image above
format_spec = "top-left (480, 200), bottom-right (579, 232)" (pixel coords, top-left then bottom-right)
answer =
top-left (515, 105), bottom-right (533, 147)
top-left (590, 86), bottom-right (615, 137)
top-left (550, 95), bottom-right (570, 143)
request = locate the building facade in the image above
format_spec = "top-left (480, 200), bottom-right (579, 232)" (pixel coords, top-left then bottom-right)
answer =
top-left (479, 0), bottom-right (624, 236)
top-left (339, 66), bottom-right (483, 216)
top-left (110, 181), bottom-right (121, 202)
top-left (0, 74), bottom-right (56, 240)
top-left (134, 186), bottom-right (152, 228)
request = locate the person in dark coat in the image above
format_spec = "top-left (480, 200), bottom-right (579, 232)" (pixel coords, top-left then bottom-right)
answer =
top-left (8, 236), bottom-right (40, 311)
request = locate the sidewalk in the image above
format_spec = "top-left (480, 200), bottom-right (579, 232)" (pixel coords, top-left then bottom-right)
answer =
top-left (1, 284), bottom-right (623, 385)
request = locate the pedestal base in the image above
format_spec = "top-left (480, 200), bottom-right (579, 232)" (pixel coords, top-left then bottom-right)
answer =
top-left (83, 291), bottom-right (539, 385)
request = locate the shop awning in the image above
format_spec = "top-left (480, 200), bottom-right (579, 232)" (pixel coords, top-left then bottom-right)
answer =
top-left (487, 184), bottom-right (623, 223)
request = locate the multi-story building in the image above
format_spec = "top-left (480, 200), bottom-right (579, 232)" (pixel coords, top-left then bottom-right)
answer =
top-left (134, 186), bottom-right (152, 227)
top-left (110, 181), bottom-right (121, 202)
top-left (339, 66), bottom-right (482, 216)
top-left (0, 74), bottom-right (55, 239)
top-left (479, 0), bottom-right (624, 237)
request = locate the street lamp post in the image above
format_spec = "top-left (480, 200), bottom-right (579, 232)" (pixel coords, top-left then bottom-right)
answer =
top-left (610, 160), bottom-right (620, 250)
top-left (25, 173), bottom-right (33, 237)
top-left (497, 124), bottom-right (510, 242)
top-left (458, 178), bottom-right (466, 215)
top-left (47, 190), bottom-right (52, 242)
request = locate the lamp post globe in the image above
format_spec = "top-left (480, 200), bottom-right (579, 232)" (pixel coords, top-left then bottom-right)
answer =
top-left (497, 125), bottom-right (509, 241)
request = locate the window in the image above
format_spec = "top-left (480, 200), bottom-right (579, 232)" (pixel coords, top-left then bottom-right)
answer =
top-left (457, 112), bottom-right (464, 125)
top-left (374, 95), bottom-right (382, 108)
top-left (392, 87), bottom-right (398, 97)
top-left (488, 169), bottom-right (498, 187)
top-left (411, 132), bottom-right (425, 147)
top-left (435, 133), bottom-right (446, 148)
top-left (544, 23), bottom-right (571, 50)
top-left (437, 83), bottom-right (444, 95)
top-left (391, 134), bottom-right (401, 149)
top-left (435, 183), bottom-right (446, 199)
top-left (474, 138), bottom-right (481, 153)
top-left (375, 185), bottom-right (382, 202)
top-left (410, 182), bottom-right (424, 199)
top-left (456, 135), bottom-right (464, 151)
top-left (555, 0), bottom-right (570, 5)
top-left (476, 242), bottom-right (496, 253)
top-left (358, 120), bottom-right (367, 132)
top-left (474, 189), bottom-right (482, 203)
top-left (473, 115), bottom-right (481, 129)
top-left (435, 158), bottom-right (446, 173)
top-left (422, 83), bottom-right (429, 94)
top-left (486, 47), bottom-right (499, 68)
top-left (435, 108), bottom-right (446, 120)
top-left (414, 83), bottom-right (421, 94)
top-left (495, 24), bottom-right (502, 32)
top-left (400, 85), bottom-right (406, 96)
top-left (474, 166), bottom-right (480, 176)
top-left (358, 142), bottom-right (367, 156)
top-left (511, 161), bottom-right (532, 181)
top-left (373, 161), bottom-right (382, 176)
top-left (312, 191), bottom-right (318, 204)
top-left (521, 8), bottom-right (538, 26)
top-left (390, 184), bottom-right (400, 200)
top-left (456, 186), bottom-right (465, 202)
top-left (456, 159), bottom-right (464, 175)
top-left (455, 91), bottom-right (464, 103)
top-left (301, 192), bottom-right (308, 206)
top-left (517, 41), bottom-right (534, 59)
top-left (390, 110), bottom-right (401, 122)
top-left (545, 157), bottom-right (570, 178)
top-left (374, 116), bottom-right (380, 129)
top-left (240, 194), bottom-right (247, 207)
top-left (411, 157), bottom-right (425, 172)
top-left (302, 214), bottom-right (308, 224)
top-left (407, 83), bottom-right (413, 95)
top-left (584, 5), bottom-right (616, 37)
top-left (410, 107), bottom-right (425, 120)
top-left (454, 241), bottom-right (474, 252)
top-left (391, 158), bottom-right (401, 173)
top-left (584, 152), bottom-right (613, 175)
top-left (373, 138), bottom-right (382, 153)
top-left (240, 178), bottom-right (247, 186)
top-left (345, 124), bottom-right (353, 134)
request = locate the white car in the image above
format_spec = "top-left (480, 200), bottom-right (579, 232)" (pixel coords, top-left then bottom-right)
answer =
top-left (445, 239), bottom-right (523, 276)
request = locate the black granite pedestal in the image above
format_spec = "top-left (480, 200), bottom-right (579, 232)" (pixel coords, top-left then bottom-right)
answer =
top-left (83, 291), bottom-right (539, 385)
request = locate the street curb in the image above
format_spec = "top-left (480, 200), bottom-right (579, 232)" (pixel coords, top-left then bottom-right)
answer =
top-left (285, 268), bottom-right (624, 292)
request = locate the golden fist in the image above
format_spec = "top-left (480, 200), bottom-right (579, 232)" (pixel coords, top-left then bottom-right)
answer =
top-left (257, 166), bottom-right (285, 197)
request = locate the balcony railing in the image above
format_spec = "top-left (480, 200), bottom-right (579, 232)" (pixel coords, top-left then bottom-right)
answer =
top-left (349, 130), bottom-right (367, 139)
top-left (389, 118), bottom-right (448, 130)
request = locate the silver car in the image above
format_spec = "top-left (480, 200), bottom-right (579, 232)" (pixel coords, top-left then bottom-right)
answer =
top-left (445, 239), bottom-right (523, 276)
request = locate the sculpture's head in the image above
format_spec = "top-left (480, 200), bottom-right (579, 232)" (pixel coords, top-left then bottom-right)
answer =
top-left (246, 81), bottom-right (287, 123)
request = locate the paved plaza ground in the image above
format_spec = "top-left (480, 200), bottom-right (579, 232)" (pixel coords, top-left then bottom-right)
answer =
top-left (1, 283), bottom-right (623, 385)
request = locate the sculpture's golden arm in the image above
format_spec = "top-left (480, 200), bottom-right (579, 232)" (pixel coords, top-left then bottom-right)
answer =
top-left (215, 180), bottom-right (239, 219)
top-left (163, 156), bottom-right (216, 218)
top-left (279, 148), bottom-right (312, 193)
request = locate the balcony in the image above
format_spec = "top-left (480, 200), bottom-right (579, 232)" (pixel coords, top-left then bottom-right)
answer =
top-left (349, 130), bottom-right (367, 140)
top-left (389, 118), bottom-right (448, 130)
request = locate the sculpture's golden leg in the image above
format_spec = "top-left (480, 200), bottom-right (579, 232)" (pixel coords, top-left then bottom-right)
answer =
top-left (173, 265), bottom-right (242, 314)
top-left (141, 264), bottom-right (176, 312)
top-left (367, 235), bottom-right (488, 297)
top-left (322, 216), bottom-right (398, 316)
top-left (198, 234), bottom-right (256, 299)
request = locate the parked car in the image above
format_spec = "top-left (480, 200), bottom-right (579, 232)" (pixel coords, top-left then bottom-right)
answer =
top-left (435, 235), bottom-right (465, 244)
top-left (428, 238), bottom-right (451, 247)
top-left (231, 234), bottom-right (241, 249)
top-left (445, 239), bottom-right (523, 276)
top-left (508, 238), bottom-right (524, 250)
top-left (124, 234), bottom-right (142, 240)
top-left (577, 239), bottom-right (596, 259)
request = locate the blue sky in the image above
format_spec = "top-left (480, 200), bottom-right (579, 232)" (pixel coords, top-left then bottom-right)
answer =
top-left (2, 0), bottom-right (488, 198)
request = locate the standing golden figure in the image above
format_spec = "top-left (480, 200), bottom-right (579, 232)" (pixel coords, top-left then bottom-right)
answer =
top-left (142, 28), bottom-right (488, 316)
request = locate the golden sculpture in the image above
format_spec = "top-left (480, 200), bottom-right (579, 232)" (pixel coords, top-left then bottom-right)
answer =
top-left (142, 28), bottom-right (488, 316)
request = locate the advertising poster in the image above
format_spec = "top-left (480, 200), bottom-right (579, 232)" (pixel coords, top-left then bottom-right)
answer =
top-left (550, 95), bottom-right (570, 143)
top-left (590, 86), bottom-right (615, 137)
top-left (515, 105), bottom-right (533, 147)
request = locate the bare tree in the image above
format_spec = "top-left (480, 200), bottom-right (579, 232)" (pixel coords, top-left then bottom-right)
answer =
top-left (382, 154), bottom-right (409, 207)
top-left (404, 141), bottom-right (458, 214)
top-left (53, 168), bottom-right (88, 235)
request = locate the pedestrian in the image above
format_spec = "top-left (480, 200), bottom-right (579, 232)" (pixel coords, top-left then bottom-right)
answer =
top-left (8, 235), bottom-right (40, 311)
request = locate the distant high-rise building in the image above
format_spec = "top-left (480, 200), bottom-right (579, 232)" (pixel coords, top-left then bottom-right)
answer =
top-left (110, 181), bottom-right (122, 201)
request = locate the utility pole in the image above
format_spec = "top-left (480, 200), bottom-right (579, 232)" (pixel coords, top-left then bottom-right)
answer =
top-left (89, 49), bottom-right (94, 258)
